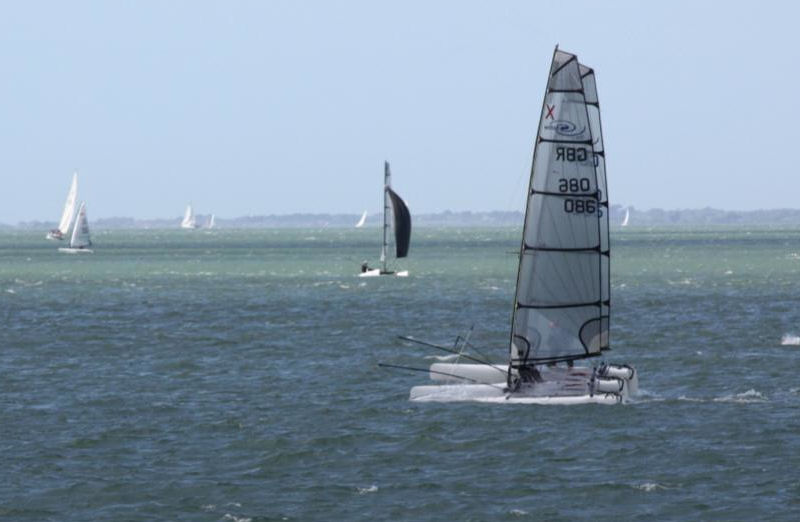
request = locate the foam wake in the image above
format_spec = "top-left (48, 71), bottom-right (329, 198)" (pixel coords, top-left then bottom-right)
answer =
top-left (781, 333), bottom-right (800, 345)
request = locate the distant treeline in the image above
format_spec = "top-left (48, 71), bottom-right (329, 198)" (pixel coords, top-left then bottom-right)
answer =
top-left (10, 206), bottom-right (800, 229)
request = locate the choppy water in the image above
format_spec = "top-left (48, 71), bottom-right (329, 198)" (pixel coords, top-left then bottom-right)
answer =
top-left (1, 227), bottom-right (799, 520)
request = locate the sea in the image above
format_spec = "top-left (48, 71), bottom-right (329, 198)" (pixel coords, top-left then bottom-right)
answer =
top-left (1, 227), bottom-right (799, 521)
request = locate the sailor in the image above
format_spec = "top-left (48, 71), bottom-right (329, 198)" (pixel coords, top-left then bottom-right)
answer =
top-left (361, 262), bottom-right (369, 273)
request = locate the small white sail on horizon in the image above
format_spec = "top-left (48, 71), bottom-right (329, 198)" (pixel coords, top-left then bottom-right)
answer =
top-left (58, 201), bottom-right (93, 254)
top-left (355, 210), bottom-right (367, 228)
top-left (47, 172), bottom-right (78, 240)
top-left (206, 214), bottom-right (216, 229)
top-left (621, 208), bottom-right (630, 227)
top-left (181, 204), bottom-right (197, 229)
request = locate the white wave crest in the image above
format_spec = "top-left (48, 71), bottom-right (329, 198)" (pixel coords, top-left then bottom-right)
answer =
top-left (357, 485), bottom-right (378, 494)
top-left (781, 333), bottom-right (800, 346)
top-left (676, 395), bottom-right (705, 403)
top-left (635, 482), bottom-right (668, 492)
top-left (223, 515), bottom-right (251, 522)
top-left (510, 508), bottom-right (529, 516)
top-left (714, 389), bottom-right (767, 403)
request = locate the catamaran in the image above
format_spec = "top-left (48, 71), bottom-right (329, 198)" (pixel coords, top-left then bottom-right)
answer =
top-left (58, 202), bottom-right (93, 254)
top-left (181, 204), bottom-right (198, 229)
top-left (359, 161), bottom-right (411, 277)
top-left (355, 210), bottom-right (367, 228)
top-left (397, 47), bottom-right (637, 405)
top-left (46, 172), bottom-right (78, 240)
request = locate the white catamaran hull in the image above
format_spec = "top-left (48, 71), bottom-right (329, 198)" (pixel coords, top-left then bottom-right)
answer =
top-left (410, 384), bottom-right (622, 405)
top-left (58, 247), bottom-right (94, 254)
top-left (412, 363), bottom-right (636, 405)
top-left (358, 269), bottom-right (408, 277)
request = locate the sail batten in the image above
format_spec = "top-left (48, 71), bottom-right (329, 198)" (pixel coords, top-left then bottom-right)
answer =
top-left (509, 47), bottom-right (607, 370)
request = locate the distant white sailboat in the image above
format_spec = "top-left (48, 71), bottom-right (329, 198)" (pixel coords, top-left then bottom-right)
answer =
top-left (58, 202), bottom-right (93, 254)
top-left (181, 204), bottom-right (198, 229)
top-left (47, 172), bottom-right (78, 240)
top-left (359, 162), bottom-right (411, 277)
top-left (355, 210), bottom-right (367, 228)
top-left (621, 208), bottom-right (630, 227)
top-left (205, 214), bottom-right (216, 229)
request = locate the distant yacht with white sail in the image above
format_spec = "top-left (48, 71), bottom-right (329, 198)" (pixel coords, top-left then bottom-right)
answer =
top-left (398, 47), bottom-right (637, 405)
top-left (621, 207), bottom-right (630, 227)
top-left (181, 204), bottom-right (198, 229)
top-left (47, 172), bottom-right (78, 240)
top-left (205, 214), bottom-right (216, 229)
top-left (58, 202), bottom-right (93, 254)
top-left (355, 210), bottom-right (367, 228)
top-left (359, 161), bottom-right (411, 277)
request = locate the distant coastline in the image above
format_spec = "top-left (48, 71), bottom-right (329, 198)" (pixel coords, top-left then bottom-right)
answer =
top-left (7, 206), bottom-right (800, 229)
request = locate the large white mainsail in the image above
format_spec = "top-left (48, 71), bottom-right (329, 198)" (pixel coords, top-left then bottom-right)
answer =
top-left (402, 47), bottom-right (636, 405)
top-left (181, 204), bottom-right (197, 229)
top-left (47, 172), bottom-right (78, 240)
top-left (58, 201), bottom-right (93, 253)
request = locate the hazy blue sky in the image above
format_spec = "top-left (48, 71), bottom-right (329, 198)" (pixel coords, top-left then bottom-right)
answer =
top-left (1, 0), bottom-right (798, 222)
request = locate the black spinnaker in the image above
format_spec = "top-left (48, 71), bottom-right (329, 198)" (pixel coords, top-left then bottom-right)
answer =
top-left (386, 187), bottom-right (411, 258)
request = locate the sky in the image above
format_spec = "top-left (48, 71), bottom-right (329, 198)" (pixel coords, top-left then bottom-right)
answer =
top-left (1, 0), bottom-right (798, 222)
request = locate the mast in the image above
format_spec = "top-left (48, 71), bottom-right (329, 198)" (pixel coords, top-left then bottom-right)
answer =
top-left (382, 161), bottom-right (391, 273)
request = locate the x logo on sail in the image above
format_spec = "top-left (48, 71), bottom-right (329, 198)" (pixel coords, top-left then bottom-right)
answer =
top-left (545, 104), bottom-right (555, 120)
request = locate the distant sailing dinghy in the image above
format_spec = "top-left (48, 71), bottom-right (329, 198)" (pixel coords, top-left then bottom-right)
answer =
top-left (58, 202), bottom-right (93, 254)
top-left (359, 161), bottom-right (411, 277)
top-left (401, 48), bottom-right (637, 405)
top-left (47, 172), bottom-right (78, 240)
top-left (355, 210), bottom-right (367, 228)
top-left (181, 204), bottom-right (198, 229)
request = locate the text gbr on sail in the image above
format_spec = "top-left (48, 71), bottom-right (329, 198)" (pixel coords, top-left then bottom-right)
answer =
top-left (555, 146), bottom-right (589, 162)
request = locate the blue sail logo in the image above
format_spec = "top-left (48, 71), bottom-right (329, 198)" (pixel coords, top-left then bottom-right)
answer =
top-left (544, 120), bottom-right (586, 138)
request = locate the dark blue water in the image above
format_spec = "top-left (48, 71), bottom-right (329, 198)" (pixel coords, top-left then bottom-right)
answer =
top-left (1, 228), bottom-right (799, 520)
